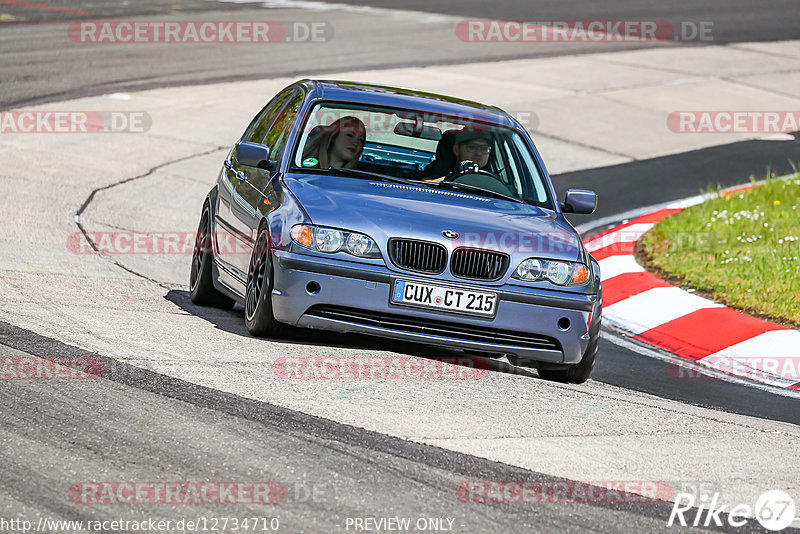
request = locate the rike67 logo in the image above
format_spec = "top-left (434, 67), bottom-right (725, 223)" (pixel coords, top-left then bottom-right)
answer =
top-left (668, 490), bottom-right (797, 531)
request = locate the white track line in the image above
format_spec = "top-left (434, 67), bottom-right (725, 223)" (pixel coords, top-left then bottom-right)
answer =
top-left (604, 287), bottom-right (723, 335)
top-left (597, 255), bottom-right (643, 281)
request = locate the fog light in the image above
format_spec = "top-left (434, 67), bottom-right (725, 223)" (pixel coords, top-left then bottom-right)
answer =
top-left (306, 281), bottom-right (320, 295)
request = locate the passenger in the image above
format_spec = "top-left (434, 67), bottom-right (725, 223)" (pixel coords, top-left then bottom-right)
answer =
top-left (301, 116), bottom-right (366, 169)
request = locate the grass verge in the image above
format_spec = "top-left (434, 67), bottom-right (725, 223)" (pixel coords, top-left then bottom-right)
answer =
top-left (638, 173), bottom-right (800, 328)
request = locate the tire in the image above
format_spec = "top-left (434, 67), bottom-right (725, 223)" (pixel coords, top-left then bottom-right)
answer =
top-left (190, 204), bottom-right (235, 309)
top-left (537, 336), bottom-right (598, 384)
top-left (244, 225), bottom-right (286, 338)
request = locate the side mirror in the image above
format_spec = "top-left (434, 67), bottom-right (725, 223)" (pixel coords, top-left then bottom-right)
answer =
top-left (561, 189), bottom-right (597, 214)
top-left (236, 142), bottom-right (272, 169)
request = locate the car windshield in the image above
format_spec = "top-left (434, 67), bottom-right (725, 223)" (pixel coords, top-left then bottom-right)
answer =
top-left (292, 102), bottom-right (553, 208)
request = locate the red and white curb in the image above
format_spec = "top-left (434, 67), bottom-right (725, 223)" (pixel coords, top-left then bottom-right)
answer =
top-left (583, 197), bottom-right (800, 391)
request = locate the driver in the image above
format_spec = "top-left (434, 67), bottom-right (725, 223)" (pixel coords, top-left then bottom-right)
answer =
top-left (424, 128), bottom-right (492, 182)
top-left (451, 130), bottom-right (492, 172)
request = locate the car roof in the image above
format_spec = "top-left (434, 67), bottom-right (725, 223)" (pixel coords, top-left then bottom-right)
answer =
top-left (297, 79), bottom-right (518, 128)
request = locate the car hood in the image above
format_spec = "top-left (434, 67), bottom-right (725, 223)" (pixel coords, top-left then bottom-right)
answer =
top-left (283, 173), bottom-right (583, 262)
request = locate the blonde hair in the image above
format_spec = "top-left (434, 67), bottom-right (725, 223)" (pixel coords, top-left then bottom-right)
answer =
top-left (302, 116), bottom-right (366, 169)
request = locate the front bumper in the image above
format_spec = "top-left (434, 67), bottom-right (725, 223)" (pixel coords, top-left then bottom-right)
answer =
top-left (272, 251), bottom-right (598, 364)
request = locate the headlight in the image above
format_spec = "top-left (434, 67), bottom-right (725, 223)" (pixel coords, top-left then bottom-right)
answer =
top-left (291, 224), bottom-right (381, 259)
top-left (315, 228), bottom-right (344, 253)
top-left (346, 232), bottom-right (380, 258)
top-left (512, 258), bottom-right (589, 286)
top-left (546, 261), bottom-right (572, 285)
top-left (514, 258), bottom-right (542, 281)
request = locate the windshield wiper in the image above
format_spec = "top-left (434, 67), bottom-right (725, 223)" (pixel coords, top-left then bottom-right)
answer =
top-left (436, 181), bottom-right (524, 203)
top-left (310, 166), bottom-right (426, 187)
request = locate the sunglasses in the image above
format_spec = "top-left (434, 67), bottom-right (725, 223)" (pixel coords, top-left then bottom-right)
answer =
top-left (464, 143), bottom-right (491, 154)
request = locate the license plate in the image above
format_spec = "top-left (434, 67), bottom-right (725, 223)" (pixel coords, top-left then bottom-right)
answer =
top-left (391, 280), bottom-right (498, 317)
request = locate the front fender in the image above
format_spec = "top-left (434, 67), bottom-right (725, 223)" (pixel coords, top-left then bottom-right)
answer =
top-left (265, 177), bottom-right (310, 255)
top-left (590, 254), bottom-right (601, 296)
top-left (205, 183), bottom-right (220, 215)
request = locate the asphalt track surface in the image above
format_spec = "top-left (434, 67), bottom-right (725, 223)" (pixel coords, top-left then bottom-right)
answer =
top-left (0, 321), bottom-right (723, 533)
top-left (2, 1), bottom-right (800, 533)
top-left (302, 0), bottom-right (800, 45)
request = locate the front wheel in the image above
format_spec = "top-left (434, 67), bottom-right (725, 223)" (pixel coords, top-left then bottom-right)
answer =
top-left (537, 336), bottom-right (598, 384)
top-left (244, 226), bottom-right (286, 338)
top-left (190, 205), bottom-right (235, 309)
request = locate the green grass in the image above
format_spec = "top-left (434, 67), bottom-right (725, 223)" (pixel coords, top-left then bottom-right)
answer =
top-left (640, 173), bottom-right (800, 327)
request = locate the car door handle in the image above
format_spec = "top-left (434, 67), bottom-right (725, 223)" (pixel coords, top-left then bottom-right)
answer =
top-left (236, 171), bottom-right (247, 183)
top-left (224, 159), bottom-right (233, 169)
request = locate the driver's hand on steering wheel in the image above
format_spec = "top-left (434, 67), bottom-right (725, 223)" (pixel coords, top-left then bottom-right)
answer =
top-left (458, 160), bottom-right (481, 173)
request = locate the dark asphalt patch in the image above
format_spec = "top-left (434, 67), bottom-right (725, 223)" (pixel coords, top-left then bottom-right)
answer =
top-left (0, 319), bottom-right (769, 533)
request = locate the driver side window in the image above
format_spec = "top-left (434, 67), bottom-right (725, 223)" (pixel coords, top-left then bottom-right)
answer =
top-left (241, 88), bottom-right (296, 145)
top-left (261, 90), bottom-right (304, 162)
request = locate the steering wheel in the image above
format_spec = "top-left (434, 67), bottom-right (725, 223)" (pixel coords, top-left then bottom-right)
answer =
top-left (443, 161), bottom-right (502, 183)
top-left (442, 161), bottom-right (517, 197)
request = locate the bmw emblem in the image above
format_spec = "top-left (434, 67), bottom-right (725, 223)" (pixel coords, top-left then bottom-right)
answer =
top-left (442, 230), bottom-right (458, 239)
